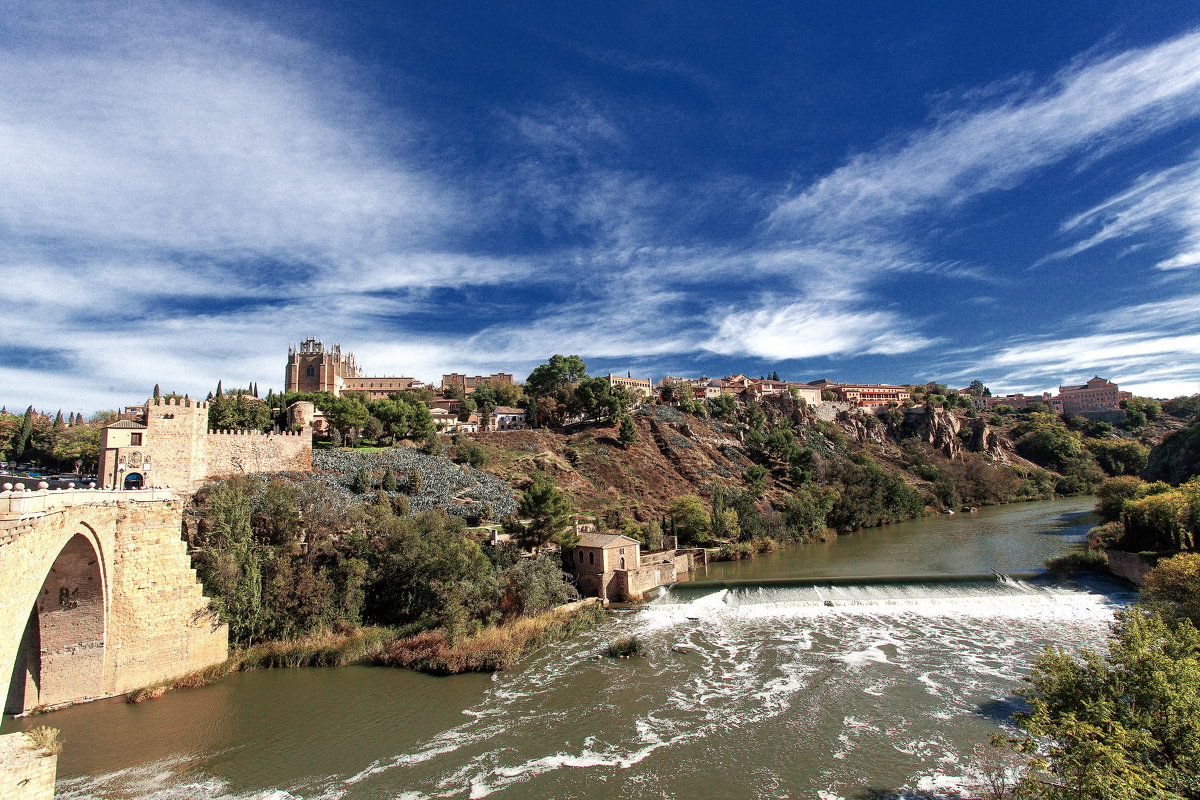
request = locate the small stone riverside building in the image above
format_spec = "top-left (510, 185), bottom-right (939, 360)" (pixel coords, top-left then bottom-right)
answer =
top-left (565, 530), bottom-right (706, 602)
top-left (99, 397), bottom-right (311, 495)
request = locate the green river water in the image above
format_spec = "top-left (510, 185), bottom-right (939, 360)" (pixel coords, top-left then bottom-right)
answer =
top-left (3, 496), bottom-right (1133, 800)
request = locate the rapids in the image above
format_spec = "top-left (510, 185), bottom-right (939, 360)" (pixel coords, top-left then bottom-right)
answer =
top-left (3, 496), bottom-right (1130, 799)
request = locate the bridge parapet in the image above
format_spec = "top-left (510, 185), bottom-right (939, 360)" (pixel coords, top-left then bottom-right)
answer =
top-left (0, 488), bottom-right (177, 521)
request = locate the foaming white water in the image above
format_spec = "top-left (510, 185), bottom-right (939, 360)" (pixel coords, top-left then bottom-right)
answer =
top-left (56, 579), bottom-right (1128, 800)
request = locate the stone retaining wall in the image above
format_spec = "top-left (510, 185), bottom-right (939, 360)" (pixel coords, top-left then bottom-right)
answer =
top-left (0, 734), bottom-right (55, 800)
top-left (1106, 549), bottom-right (1154, 585)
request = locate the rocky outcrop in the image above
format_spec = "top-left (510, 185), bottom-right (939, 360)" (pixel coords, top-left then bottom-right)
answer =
top-left (843, 412), bottom-right (888, 445)
top-left (902, 407), bottom-right (963, 459)
top-left (1143, 423), bottom-right (1200, 485)
top-left (966, 420), bottom-right (1009, 462)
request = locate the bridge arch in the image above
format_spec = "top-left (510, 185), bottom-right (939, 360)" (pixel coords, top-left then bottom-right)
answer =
top-left (5, 523), bottom-right (109, 714)
top-left (2, 493), bottom-right (227, 715)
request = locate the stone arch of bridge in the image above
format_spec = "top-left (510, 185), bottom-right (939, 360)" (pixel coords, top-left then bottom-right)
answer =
top-left (4, 521), bottom-right (109, 715)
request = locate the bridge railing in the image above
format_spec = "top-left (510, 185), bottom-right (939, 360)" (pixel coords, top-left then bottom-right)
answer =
top-left (0, 487), bottom-right (178, 518)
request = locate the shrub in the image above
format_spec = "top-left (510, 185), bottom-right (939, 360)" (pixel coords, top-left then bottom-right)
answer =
top-left (605, 635), bottom-right (647, 658)
top-left (454, 443), bottom-right (489, 468)
top-left (1085, 521), bottom-right (1124, 550)
top-left (715, 541), bottom-right (757, 561)
top-left (1044, 549), bottom-right (1109, 578)
top-left (381, 469), bottom-right (398, 491)
top-left (22, 726), bottom-right (63, 756)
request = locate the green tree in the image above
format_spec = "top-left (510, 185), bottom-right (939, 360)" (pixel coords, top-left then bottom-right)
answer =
top-left (1088, 439), bottom-right (1150, 477)
top-left (617, 414), bottom-right (637, 448)
top-left (1142, 553), bottom-right (1200, 621)
top-left (1096, 476), bottom-right (1153, 522)
top-left (408, 468), bottom-right (424, 494)
top-left (323, 395), bottom-right (370, 445)
top-left (192, 480), bottom-right (267, 645)
top-left (509, 475), bottom-right (572, 551)
top-left (207, 393), bottom-right (273, 432)
top-left (498, 555), bottom-right (580, 618)
top-left (1123, 478), bottom-right (1200, 551)
top-left (381, 469), bottom-right (398, 491)
top-left (525, 354), bottom-right (588, 398)
top-left (352, 467), bottom-right (373, 494)
top-left (13, 406), bottom-right (34, 464)
top-left (781, 485), bottom-right (834, 542)
top-left (1010, 607), bottom-right (1200, 799)
top-left (665, 495), bottom-right (711, 546)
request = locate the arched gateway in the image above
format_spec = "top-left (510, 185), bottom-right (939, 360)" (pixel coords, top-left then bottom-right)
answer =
top-left (1, 488), bottom-right (227, 714)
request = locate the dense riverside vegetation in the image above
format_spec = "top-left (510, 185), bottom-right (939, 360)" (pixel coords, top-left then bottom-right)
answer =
top-left (993, 455), bottom-right (1200, 798)
top-left (187, 475), bottom-right (587, 668)
top-left (1007, 604), bottom-right (1200, 800)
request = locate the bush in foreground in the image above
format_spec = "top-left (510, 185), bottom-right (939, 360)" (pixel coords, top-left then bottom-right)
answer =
top-left (1010, 607), bottom-right (1200, 799)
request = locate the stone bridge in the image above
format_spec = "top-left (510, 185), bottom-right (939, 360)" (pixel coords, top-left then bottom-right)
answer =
top-left (1, 486), bottom-right (227, 715)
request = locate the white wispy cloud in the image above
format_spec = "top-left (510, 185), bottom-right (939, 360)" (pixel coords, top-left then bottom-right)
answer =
top-left (768, 29), bottom-right (1200, 237)
top-left (939, 294), bottom-right (1200, 397)
top-left (1050, 155), bottom-right (1200, 269)
top-left (703, 299), bottom-right (936, 360)
top-left (706, 28), bottom-right (1200, 377)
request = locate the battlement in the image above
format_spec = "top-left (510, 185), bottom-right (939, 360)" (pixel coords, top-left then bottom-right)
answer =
top-left (206, 428), bottom-right (307, 437)
top-left (149, 397), bottom-right (208, 410)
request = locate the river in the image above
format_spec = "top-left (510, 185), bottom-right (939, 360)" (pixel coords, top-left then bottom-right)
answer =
top-left (2, 496), bottom-right (1132, 799)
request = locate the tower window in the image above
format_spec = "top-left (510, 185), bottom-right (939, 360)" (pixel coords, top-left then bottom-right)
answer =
top-left (306, 366), bottom-right (315, 377)
top-left (130, 433), bottom-right (142, 445)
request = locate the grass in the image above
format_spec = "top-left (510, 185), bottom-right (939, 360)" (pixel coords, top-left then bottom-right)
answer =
top-left (23, 726), bottom-right (63, 756)
top-left (605, 635), bottom-right (647, 658)
top-left (127, 626), bottom-right (402, 703)
top-left (126, 606), bottom-right (604, 700)
top-left (377, 602), bottom-right (605, 674)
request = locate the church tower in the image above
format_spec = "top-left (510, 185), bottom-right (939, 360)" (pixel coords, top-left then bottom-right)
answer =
top-left (285, 338), bottom-right (361, 395)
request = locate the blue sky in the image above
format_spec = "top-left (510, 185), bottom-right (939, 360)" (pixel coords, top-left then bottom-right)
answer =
top-left (3, 0), bottom-right (1200, 412)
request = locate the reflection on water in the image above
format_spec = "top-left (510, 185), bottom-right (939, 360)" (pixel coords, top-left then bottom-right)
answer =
top-left (2, 496), bottom-right (1120, 800)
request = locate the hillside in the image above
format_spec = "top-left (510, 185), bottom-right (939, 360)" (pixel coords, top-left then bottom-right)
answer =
top-left (465, 397), bottom-right (1117, 526)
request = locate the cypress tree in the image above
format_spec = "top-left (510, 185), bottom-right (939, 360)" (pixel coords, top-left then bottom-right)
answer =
top-left (207, 392), bottom-right (214, 401)
top-left (153, 383), bottom-right (161, 400)
top-left (14, 406), bottom-right (34, 464)
top-left (352, 466), bottom-right (373, 494)
top-left (53, 410), bottom-right (64, 429)
top-left (381, 469), bottom-right (397, 491)
top-left (216, 381), bottom-right (223, 398)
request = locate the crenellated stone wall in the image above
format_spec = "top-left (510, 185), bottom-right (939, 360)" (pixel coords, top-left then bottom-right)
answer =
top-left (101, 397), bottom-right (312, 494)
top-left (204, 428), bottom-right (311, 481)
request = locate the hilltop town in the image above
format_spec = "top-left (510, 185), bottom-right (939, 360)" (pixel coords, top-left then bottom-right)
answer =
top-left (3, 338), bottom-right (1197, 608)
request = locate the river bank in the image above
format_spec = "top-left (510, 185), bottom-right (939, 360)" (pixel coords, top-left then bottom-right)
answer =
top-left (0, 496), bottom-right (1126, 800)
top-left (125, 600), bottom-right (605, 704)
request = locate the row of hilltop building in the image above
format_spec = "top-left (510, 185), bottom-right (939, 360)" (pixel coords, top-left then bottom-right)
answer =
top-left (91, 339), bottom-right (1133, 494)
top-left (285, 337), bottom-right (1132, 416)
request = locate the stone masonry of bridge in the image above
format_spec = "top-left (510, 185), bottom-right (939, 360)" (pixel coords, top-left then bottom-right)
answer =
top-left (0, 734), bottom-right (55, 800)
top-left (1, 488), bottom-right (228, 718)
